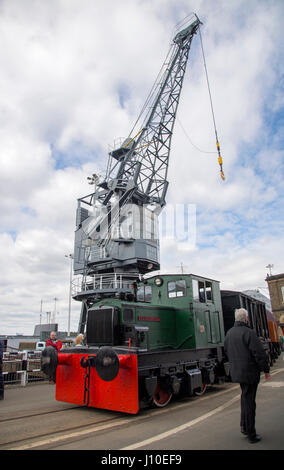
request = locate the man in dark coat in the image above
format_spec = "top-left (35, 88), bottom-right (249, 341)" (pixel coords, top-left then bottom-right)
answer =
top-left (224, 308), bottom-right (271, 443)
top-left (0, 339), bottom-right (4, 400)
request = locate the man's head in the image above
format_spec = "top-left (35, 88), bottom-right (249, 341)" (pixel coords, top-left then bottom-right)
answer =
top-left (235, 308), bottom-right (249, 323)
top-left (50, 331), bottom-right (57, 340)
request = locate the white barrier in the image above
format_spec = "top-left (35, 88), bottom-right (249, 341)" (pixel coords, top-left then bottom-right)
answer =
top-left (2, 351), bottom-right (47, 386)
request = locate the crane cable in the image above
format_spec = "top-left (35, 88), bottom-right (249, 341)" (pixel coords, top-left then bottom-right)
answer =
top-left (198, 27), bottom-right (225, 181)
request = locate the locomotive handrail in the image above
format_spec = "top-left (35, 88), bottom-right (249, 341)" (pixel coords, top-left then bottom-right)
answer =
top-left (175, 334), bottom-right (194, 349)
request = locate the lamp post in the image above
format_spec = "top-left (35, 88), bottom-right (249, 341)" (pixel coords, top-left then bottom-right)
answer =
top-left (53, 297), bottom-right (58, 324)
top-left (46, 311), bottom-right (51, 324)
top-left (65, 254), bottom-right (73, 337)
top-left (176, 262), bottom-right (188, 274)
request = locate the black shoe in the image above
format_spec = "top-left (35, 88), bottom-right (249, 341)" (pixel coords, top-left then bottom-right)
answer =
top-left (0, 394), bottom-right (4, 400)
top-left (248, 433), bottom-right (262, 443)
top-left (241, 427), bottom-right (248, 435)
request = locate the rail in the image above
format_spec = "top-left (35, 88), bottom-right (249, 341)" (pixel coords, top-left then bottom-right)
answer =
top-left (72, 272), bottom-right (140, 297)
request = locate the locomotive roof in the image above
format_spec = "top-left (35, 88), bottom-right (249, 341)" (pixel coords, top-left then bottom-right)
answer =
top-left (220, 289), bottom-right (266, 305)
top-left (145, 273), bottom-right (219, 283)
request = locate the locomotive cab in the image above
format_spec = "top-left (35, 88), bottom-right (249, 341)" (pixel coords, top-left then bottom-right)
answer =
top-left (133, 273), bottom-right (225, 352)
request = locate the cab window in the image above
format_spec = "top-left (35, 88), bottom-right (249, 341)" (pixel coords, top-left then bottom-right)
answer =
top-left (168, 281), bottom-right (176, 298)
top-left (192, 279), bottom-right (199, 301)
top-left (145, 285), bottom-right (152, 302)
top-left (168, 280), bottom-right (186, 298)
top-left (137, 285), bottom-right (145, 302)
top-left (192, 279), bottom-right (205, 303)
top-left (199, 282), bottom-right (206, 302)
top-left (176, 280), bottom-right (186, 297)
top-left (137, 285), bottom-right (152, 303)
top-left (205, 281), bottom-right (213, 302)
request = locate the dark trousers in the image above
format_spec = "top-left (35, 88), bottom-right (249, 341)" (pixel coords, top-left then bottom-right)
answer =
top-left (240, 382), bottom-right (258, 436)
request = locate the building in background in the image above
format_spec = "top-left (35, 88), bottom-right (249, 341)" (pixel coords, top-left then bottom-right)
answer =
top-left (266, 273), bottom-right (284, 334)
top-left (33, 323), bottom-right (58, 340)
top-left (0, 323), bottom-right (71, 352)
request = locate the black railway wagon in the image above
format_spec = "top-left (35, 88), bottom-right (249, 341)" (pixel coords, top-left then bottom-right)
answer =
top-left (220, 290), bottom-right (271, 358)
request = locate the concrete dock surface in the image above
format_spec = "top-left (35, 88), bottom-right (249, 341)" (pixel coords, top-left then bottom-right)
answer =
top-left (0, 355), bottom-right (283, 451)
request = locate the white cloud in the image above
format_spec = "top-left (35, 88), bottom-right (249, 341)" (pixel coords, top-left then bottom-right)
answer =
top-left (0, 0), bottom-right (283, 334)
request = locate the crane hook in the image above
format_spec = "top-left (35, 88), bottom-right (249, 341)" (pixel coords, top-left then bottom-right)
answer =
top-left (217, 140), bottom-right (225, 181)
top-left (199, 28), bottom-right (226, 181)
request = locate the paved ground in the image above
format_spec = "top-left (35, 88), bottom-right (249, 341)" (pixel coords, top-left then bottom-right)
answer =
top-left (0, 382), bottom-right (75, 419)
top-left (1, 354), bottom-right (283, 451)
top-left (52, 366), bottom-right (284, 451)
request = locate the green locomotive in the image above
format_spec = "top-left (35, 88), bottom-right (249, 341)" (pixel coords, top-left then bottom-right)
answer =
top-left (79, 273), bottom-right (229, 409)
top-left (42, 271), bottom-right (272, 413)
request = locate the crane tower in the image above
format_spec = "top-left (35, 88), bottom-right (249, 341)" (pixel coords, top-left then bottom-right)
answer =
top-left (72, 15), bottom-right (202, 331)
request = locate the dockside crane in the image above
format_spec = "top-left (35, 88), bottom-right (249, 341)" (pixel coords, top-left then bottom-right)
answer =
top-left (72, 14), bottom-right (220, 333)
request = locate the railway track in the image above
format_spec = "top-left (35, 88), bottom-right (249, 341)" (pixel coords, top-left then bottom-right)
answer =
top-left (0, 404), bottom-right (127, 449)
top-left (4, 415), bottom-right (132, 450)
top-left (1, 367), bottom-right (282, 450)
top-left (0, 382), bottom-right (240, 450)
top-left (0, 404), bottom-right (82, 423)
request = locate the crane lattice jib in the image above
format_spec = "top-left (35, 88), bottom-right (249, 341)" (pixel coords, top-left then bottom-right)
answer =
top-left (106, 16), bottom-right (202, 209)
top-left (76, 16), bottom-right (202, 255)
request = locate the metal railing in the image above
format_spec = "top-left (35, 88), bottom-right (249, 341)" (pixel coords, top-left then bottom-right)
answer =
top-left (2, 351), bottom-right (47, 387)
top-left (72, 272), bottom-right (140, 296)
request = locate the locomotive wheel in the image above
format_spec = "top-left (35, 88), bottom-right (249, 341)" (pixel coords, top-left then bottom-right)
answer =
top-left (194, 383), bottom-right (207, 396)
top-left (153, 380), bottom-right (172, 407)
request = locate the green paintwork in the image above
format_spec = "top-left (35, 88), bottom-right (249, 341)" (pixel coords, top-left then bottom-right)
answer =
top-left (90, 273), bottom-right (225, 351)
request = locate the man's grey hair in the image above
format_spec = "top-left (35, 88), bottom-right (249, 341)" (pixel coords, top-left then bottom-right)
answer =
top-left (235, 308), bottom-right (248, 322)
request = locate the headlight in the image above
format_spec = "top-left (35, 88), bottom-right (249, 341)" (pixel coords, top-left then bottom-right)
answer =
top-left (155, 277), bottom-right (163, 287)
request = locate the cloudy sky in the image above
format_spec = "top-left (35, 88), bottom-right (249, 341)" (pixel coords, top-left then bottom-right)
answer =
top-left (0, 0), bottom-right (283, 335)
